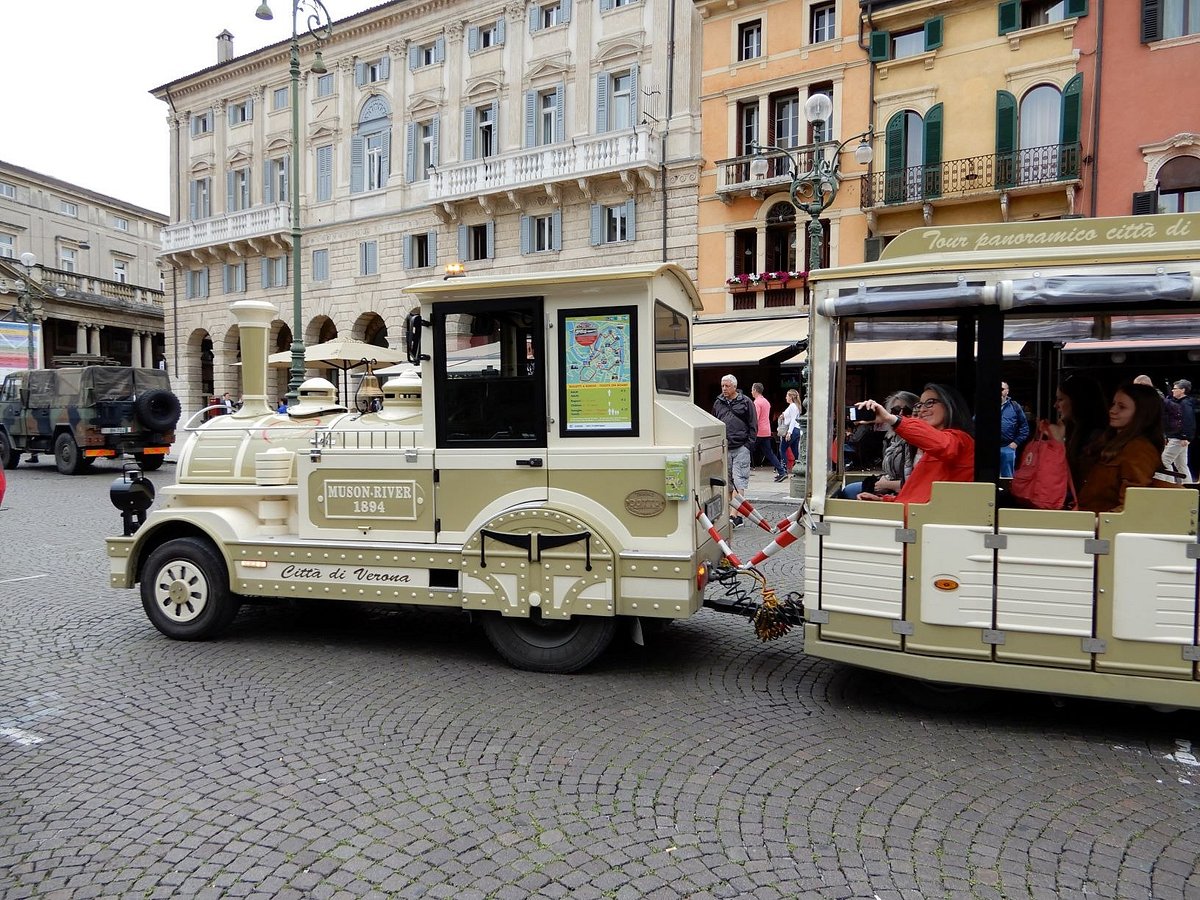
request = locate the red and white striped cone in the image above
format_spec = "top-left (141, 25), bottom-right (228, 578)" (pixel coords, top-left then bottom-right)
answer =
top-left (745, 513), bottom-right (807, 567)
top-left (695, 502), bottom-right (743, 568)
top-left (731, 493), bottom-right (777, 534)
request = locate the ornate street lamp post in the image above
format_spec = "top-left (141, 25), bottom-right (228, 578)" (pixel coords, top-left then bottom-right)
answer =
top-left (255, 0), bottom-right (333, 405)
top-left (749, 94), bottom-right (873, 483)
top-left (10, 252), bottom-right (43, 372)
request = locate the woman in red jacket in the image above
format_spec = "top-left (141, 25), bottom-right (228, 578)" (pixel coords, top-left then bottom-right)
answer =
top-left (854, 383), bottom-right (975, 505)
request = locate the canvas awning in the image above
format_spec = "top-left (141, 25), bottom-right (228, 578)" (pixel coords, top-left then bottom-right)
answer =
top-left (692, 319), bottom-right (805, 366)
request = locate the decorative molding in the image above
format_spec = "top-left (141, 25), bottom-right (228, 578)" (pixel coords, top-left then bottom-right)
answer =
top-left (408, 90), bottom-right (444, 116)
top-left (525, 55), bottom-right (573, 85)
top-left (1141, 134), bottom-right (1200, 191)
top-left (446, 21), bottom-right (465, 42)
top-left (594, 35), bottom-right (644, 65)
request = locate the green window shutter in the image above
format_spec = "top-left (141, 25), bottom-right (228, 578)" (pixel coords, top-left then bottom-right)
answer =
top-left (995, 91), bottom-right (1017, 188)
top-left (924, 16), bottom-right (943, 51)
top-left (923, 103), bottom-right (943, 199)
top-left (1141, 0), bottom-right (1162, 43)
top-left (1132, 190), bottom-right (1159, 215)
top-left (868, 30), bottom-right (890, 62)
top-left (884, 111), bottom-right (906, 203)
top-left (1059, 74), bottom-right (1083, 178)
top-left (998, 0), bottom-right (1020, 35)
top-left (1065, 0), bottom-right (1088, 17)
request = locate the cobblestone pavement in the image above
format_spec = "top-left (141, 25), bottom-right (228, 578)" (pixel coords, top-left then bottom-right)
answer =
top-left (2, 460), bottom-right (1199, 900)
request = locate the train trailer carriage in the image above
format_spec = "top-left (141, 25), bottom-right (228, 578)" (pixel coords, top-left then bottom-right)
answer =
top-left (106, 264), bottom-right (730, 673)
top-left (803, 211), bottom-right (1200, 710)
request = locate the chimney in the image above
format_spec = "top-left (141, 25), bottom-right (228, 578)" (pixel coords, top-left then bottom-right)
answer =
top-left (230, 299), bottom-right (280, 418)
top-left (216, 30), bottom-right (235, 64)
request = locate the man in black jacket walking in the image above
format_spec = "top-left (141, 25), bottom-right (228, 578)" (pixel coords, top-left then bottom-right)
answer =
top-left (1163, 379), bottom-right (1195, 483)
top-left (713, 374), bottom-right (757, 526)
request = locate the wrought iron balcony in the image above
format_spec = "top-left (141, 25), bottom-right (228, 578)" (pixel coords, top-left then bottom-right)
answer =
top-left (861, 142), bottom-right (1081, 208)
top-left (715, 142), bottom-right (838, 201)
top-left (160, 202), bottom-right (292, 259)
top-left (429, 127), bottom-right (660, 205)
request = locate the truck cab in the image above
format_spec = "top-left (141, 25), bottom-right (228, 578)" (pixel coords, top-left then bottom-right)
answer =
top-left (107, 264), bottom-right (730, 672)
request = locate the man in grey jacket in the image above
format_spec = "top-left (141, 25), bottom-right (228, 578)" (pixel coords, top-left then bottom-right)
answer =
top-left (712, 374), bottom-right (757, 526)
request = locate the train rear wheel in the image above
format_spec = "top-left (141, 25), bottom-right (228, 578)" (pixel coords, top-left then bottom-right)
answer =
top-left (481, 611), bottom-right (617, 673)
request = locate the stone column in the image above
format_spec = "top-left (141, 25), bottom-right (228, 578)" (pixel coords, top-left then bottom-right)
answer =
top-left (89, 326), bottom-right (101, 356)
top-left (76, 323), bottom-right (87, 354)
top-left (143, 334), bottom-right (154, 367)
top-left (131, 332), bottom-right (143, 367)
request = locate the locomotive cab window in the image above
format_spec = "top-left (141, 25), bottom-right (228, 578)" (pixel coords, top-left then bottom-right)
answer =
top-left (432, 297), bottom-right (546, 447)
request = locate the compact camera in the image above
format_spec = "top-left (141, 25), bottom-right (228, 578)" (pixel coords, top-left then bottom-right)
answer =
top-left (847, 406), bottom-right (876, 423)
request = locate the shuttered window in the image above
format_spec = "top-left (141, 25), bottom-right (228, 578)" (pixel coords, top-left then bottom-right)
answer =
top-left (351, 96), bottom-right (391, 194)
top-left (316, 145), bottom-right (333, 201)
top-left (312, 249), bottom-right (329, 281)
top-left (359, 241), bottom-right (378, 276)
top-left (590, 201), bottom-right (637, 245)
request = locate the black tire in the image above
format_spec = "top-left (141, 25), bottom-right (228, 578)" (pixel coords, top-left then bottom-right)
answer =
top-left (135, 453), bottom-right (165, 471)
top-left (0, 432), bottom-right (17, 470)
top-left (481, 612), bottom-right (618, 673)
top-left (140, 537), bottom-right (240, 640)
top-left (54, 432), bottom-right (88, 475)
top-left (891, 676), bottom-right (985, 713)
top-left (135, 389), bottom-right (182, 432)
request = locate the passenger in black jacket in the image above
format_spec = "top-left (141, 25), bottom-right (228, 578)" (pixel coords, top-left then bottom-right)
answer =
top-left (713, 374), bottom-right (758, 524)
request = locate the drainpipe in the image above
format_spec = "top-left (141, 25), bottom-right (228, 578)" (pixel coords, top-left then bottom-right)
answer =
top-left (661, 0), bottom-right (678, 261)
top-left (1088, 0), bottom-right (1105, 216)
top-left (859, 2), bottom-right (878, 209)
top-left (162, 86), bottom-right (182, 376)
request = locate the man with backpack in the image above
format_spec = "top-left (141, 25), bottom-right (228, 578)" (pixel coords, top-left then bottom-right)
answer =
top-left (1163, 379), bottom-right (1195, 483)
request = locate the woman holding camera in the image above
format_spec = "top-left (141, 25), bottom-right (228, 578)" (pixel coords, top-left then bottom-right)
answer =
top-left (837, 391), bottom-right (919, 499)
top-left (855, 383), bottom-right (975, 505)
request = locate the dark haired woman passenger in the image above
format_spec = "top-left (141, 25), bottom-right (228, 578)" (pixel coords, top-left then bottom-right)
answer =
top-left (854, 383), bottom-right (975, 505)
top-left (1074, 382), bottom-right (1164, 513)
top-left (1046, 374), bottom-right (1108, 487)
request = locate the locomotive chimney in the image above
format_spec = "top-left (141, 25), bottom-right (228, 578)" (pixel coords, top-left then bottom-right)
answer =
top-left (230, 299), bottom-right (278, 418)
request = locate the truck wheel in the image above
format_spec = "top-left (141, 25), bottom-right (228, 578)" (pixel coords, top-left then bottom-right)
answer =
top-left (0, 433), bottom-right (17, 470)
top-left (54, 433), bottom-right (89, 475)
top-left (136, 453), bottom-right (165, 471)
top-left (140, 537), bottom-right (240, 640)
top-left (481, 612), bottom-right (617, 673)
top-left (135, 389), bottom-right (182, 432)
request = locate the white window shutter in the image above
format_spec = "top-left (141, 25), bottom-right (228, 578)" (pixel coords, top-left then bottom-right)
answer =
top-left (246, 99), bottom-right (254, 121)
top-left (226, 171), bottom-right (235, 210)
top-left (431, 116), bottom-right (440, 166)
top-left (282, 154), bottom-right (289, 202)
top-left (408, 45), bottom-right (420, 69)
top-left (261, 258), bottom-right (271, 289)
top-left (189, 181), bottom-right (198, 219)
top-left (228, 104), bottom-right (236, 127)
top-left (458, 224), bottom-right (468, 260)
top-left (403, 235), bottom-right (411, 269)
top-left (485, 221), bottom-right (495, 258)
top-left (520, 215), bottom-right (530, 254)
top-left (468, 26), bottom-right (479, 52)
top-left (380, 127), bottom-right (391, 183)
top-left (562, 0), bottom-right (572, 23)
top-left (263, 161), bottom-right (273, 203)
top-left (463, 107), bottom-right (475, 161)
top-left (350, 134), bottom-right (365, 193)
top-left (552, 211), bottom-right (562, 250)
top-left (600, 0), bottom-right (613, 9)
top-left (596, 72), bottom-right (609, 134)
top-left (357, 61), bottom-right (367, 85)
top-left (590, 204), bottom-right (602, 245)
top-left (223, 265), bottom-right (231, 294)
top-left (629, 64), bottom-right (639, 124)
top-left (201, 267), bottom-right (209, 297)
top-left (429, 230), bottom-right (438, 266)
top-left (405, 122), bottom-right (417, 182)
top-left (626, 199), bottom-right (636, 239)
top-left (380, 55), bottom-right (390, 79)
top-left (554, 84), bottom-right (565, 142)
top-left (529, 5), bottom-right (540, 32)
top-left (434, 37), bottom-right (445, 63)
top-left (524, 91), bottom-right (536, 147)
top-left (497, 17), bottom-right (507, 44)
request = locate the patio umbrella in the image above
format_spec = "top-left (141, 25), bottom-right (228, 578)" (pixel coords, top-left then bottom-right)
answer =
top-left (268, 338), bottom-right (407, 402)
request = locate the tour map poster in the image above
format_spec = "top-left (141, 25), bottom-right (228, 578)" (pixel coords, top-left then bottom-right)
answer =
top-left (560, 309), bottom-right (638, 435)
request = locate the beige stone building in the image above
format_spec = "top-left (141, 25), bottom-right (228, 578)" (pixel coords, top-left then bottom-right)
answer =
top-left (152, 0), bottom-right (703, 419)
top-left (0, 161), bottom-right (166, 377)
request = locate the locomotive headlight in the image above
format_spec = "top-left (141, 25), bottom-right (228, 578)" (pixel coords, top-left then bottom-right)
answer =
top-left (110, 466), bottom-right (156, 536)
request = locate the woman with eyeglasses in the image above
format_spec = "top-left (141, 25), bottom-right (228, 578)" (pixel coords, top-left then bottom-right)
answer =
top-left (854, 383), bottom-right (975, 504)
top-left (837, 390), bottom-right (919, 499)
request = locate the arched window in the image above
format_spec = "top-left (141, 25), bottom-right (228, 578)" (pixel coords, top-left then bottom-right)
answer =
top-left (884, 106), bottom-right (942, 202)
top-left (351, 95), bottom-right (391, 194)
top-left (996, 75), bottom-right (1081, 187)
top-left (1154, 156), bottom-right (1200, 213)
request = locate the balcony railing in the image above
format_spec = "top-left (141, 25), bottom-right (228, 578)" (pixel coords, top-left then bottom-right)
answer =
top-left (861, 142), bottom-right (1081, 208)
top-left (429, 127), bottom-right (659, 203)
top-left (39, 265), bottom-right (164, 309)
top-left (715, 142), bottom-right (838, 199)
top-left (161, 202), bottom-right (291, 255)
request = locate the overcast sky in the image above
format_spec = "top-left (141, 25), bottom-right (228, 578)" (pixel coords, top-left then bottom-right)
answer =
top-left (2, 0), bottom-right (384, 215)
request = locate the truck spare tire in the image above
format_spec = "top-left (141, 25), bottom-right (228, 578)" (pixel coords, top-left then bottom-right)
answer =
top-left (135, 389), bottom-right (181, 432)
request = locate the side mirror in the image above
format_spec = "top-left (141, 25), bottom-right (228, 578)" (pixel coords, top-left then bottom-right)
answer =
top-left (405, 311), bottom-right (429, 365)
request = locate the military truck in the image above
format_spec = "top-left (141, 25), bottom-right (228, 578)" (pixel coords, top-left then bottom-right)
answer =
top-left (0, 366), bottom-right (180, 474)
top-left (106, 265), bottom-right (731, 672)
